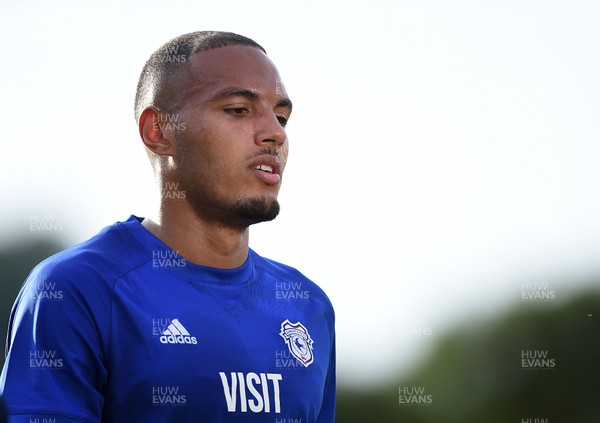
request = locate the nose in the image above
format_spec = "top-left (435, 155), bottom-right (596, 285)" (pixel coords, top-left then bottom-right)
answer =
top-left (254, 110), bottom-right (287, 146)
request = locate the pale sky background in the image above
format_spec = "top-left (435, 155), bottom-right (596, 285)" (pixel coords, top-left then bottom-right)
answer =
top-left (1, 0), bottom-right (600, 388)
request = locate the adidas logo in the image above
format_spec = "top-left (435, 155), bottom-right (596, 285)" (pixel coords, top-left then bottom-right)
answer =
top-left (159, 319), bottom-right (197, 345)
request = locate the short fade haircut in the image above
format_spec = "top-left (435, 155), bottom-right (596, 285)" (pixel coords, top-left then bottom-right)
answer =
top-left (134, 31), bottom-right (266, 123)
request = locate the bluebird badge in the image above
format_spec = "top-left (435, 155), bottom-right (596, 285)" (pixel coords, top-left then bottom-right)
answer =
top-left (279, 320), bottom-right (314, 367)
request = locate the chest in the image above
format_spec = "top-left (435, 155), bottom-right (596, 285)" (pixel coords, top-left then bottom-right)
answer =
top-left (103, 276), bottom-right (329, 421)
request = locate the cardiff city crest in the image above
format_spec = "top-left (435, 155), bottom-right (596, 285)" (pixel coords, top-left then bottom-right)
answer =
top-left (279, 320), bottom-right (314, 367)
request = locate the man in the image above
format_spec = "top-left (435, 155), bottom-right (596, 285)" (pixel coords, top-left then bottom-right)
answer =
top-left (0, 31), bottom-right (335, 422)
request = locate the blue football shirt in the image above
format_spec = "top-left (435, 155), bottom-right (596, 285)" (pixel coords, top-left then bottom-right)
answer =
top-left (0, 216), bottom-right (335, 422)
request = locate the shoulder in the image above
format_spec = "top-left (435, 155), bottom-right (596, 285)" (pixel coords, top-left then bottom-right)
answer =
top-left (6, 218), bottom-right (149, 358)
top-left (250, 249), bottom-right (335, 315)
top-left (24, 216), bottom-right (149, 295)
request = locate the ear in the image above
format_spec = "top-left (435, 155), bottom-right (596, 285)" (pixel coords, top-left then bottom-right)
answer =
top-left (139, 107), bottom-right (176, 157)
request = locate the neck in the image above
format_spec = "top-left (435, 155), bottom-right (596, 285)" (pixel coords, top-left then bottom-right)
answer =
top-left (142, 201), bottom-right (250, 269)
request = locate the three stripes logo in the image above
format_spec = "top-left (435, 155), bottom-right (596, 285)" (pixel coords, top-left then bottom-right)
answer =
top-left (159, 319), bottom-right (198, 345)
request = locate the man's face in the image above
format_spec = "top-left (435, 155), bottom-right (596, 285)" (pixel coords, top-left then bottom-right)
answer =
top-left (170, 46), bottom-right (292, 228)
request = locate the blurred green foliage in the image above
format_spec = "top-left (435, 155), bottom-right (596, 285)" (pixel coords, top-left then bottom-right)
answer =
top-left (1, 240), bottom-right (598, 421)
top-left (337, 293), bottom-right (600, 422)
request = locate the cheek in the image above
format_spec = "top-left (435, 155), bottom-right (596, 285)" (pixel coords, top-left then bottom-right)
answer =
top-left (281, 139), bottom-right (289, 156)
top-left (281, 141), bottom-right (289, 166)
top-left (173, 127), bottom-right (213, 176)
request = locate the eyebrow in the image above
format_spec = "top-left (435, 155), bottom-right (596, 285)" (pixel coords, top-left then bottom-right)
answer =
top-left (209, 87), bottom-right (293, 110)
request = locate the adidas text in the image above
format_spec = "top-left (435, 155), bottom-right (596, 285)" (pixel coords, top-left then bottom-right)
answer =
top-left (160, 335), bottom-right (197, 344)
top-left (159, 319), bottom-right (197, 345)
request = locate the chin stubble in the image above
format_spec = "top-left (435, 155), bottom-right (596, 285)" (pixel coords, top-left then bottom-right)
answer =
top-left (173, 131), bottom-right (282, 227)
top-left (233, 196), bottom-right (281, 225)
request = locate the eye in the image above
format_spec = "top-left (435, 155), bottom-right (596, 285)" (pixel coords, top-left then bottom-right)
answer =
top-left (276, 115), bottom-right (288, 127)
top-left (225, 107), bottom-right (249, 116)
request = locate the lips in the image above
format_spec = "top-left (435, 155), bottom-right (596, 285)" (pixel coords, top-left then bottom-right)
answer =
top-left (250, 155), bottom-right (282, 185)
top-left (255, 164), bottom-right (274, 173)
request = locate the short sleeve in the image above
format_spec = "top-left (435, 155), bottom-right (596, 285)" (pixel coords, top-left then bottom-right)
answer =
top-left (0, 260), bottom-right (111, 423)
top-left (316, 324), bottom-right (336, 422)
